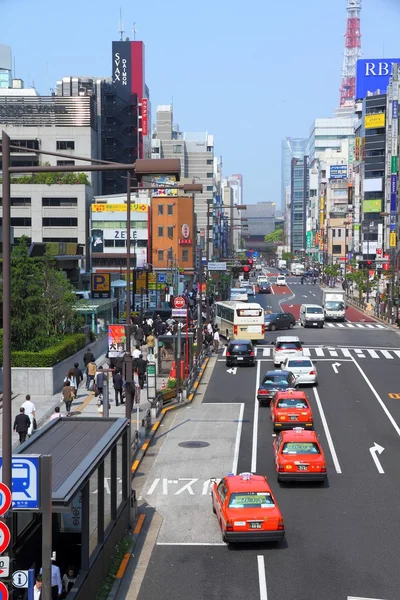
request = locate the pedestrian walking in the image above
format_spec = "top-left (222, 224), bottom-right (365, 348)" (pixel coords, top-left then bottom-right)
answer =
top-left (213, 327), bottom-right (220, 353)
top-left (49, 406), bottom-right (62, 421)
top-left (61, 380), bottom-right (75, 416)
top-left (146, 332), bottom-right (155, 354)
top-left (13, 407), bottom-right (31, 444)
top-left (113, 369), bottom-right (124, 406)
top-left (71, 362), bottom-right (83, 390)
top-left (64, 369), bottom-right (77, 398)
top-left (134, 354), bottom-right (147, 389)
top-left (95, 366), bottom-right (106, 398)
top-left (86, 359), bottom-right (97, 390)
top-left (21, 394), bottom-right (36, 436)
top-left (40, 551), bottom-right (62, 600)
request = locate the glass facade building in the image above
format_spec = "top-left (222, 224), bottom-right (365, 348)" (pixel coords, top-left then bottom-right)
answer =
top-left (291, 156), bottom-right (309, 252)
top-left (0, 44), bottom-right (12, 89)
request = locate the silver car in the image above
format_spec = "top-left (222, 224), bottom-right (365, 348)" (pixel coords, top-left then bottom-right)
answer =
top-left (280, 357), bottom-right (318, 386)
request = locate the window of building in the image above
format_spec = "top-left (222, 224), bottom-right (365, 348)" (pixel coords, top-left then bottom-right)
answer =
top-left (42, 237), bottom-right (78, 243)
top-left (173, 145), bottom-right (182, 154)
top-left (8, 198), bottom-right (31, 207)
top-left (167, 226), bottom-right (174, 239)
top-left (337, 229), bottom-right (342, 238)
top-left (207, 159), bottom-right (213, 165)
top-left (158, 250), bottom-right (164, 261)
top-left (158, 226), bottom-right (164, 237)
top-left (207, 173), bottom-right (213, 178)
top-left (332, 229), bottom-right (336, 237)
top-left (56, 141), bottom-right (75, 150)
top-left (158, 205), bottom-right (164, 216)
top-left (207, 146), bottom-right (213, 152)
top-left (167, 205), bottom-right (173, 216)
top-left (206, 186), bottom-right (213, 191)
top-left (115, 240), bottom-right (125, 248)
top-left (332, 245), bottom-right (342, 254)
top-left (42, 217), bottom-right (78, 226)
top-left (57, 160), bottom-right (75, 166)
top-left (182, 249), bottom-right (189, 262)
top-left (167, 248), bottom-right (173, 261)
top-left (11, 218), bottom-right (31, 227)
top-left (10, 139), bottom-right (40, 151)
top-left (42, 198), bottom-right (78, 207)
top-left (152, 147), bottom-right (160, 154)
top-left (105, 240), bottom-right (114, 247)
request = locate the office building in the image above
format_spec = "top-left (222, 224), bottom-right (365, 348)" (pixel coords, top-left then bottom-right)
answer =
top-left (281, 138), bottom-right (307, 211)
top-left (243, 202), bottom-right (276, 251)
top-left (151, 105), bottom-right (214, 245)
top-left (291, 157), bottom-right (308, 253)
top-left (0, 45), bottom-right (12, 89)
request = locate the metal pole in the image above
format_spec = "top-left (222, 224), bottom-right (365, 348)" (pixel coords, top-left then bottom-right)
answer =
top-left (133, 234), bottom-right (137, 314)
top-left (103, 373), bottom-right (109, 418)
top-left (177, 325), bottom-right (182, 393)
top-left (2, 134), bottom-right (12, 585)
top-left (125, 173), bottom-right (133, 420)
top-left (27, 568), bottom-right (35, 600)
top-left (366, 223), bottom-right (370, 304)
top-left (185, 299), bottom-right (189, 379)
top-left (197, 255), bottom-right (203, 356)
top-left (206, 202), bottom-right (210, 321)
top-left (41, 455), bottom-right (52, 600)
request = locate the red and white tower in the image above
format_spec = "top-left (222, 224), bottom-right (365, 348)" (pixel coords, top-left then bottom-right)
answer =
top-left (340, 0), bottom-right (362, 107)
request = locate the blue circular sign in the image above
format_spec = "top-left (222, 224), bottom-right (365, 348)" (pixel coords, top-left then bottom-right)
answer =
top-left (246, 251), bottom-right (252, 258)
top-left (252, 251), bottom-right (259, 258)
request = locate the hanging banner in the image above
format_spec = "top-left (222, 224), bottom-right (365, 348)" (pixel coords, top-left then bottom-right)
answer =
top-left (390, 232), bottom-right (397, 247)
top-left (141, 98), bottom-right (149, 136)
top-left (108, 324), bottom-right (127, 358)
top-left (91, 229), bottom-right (104, 253)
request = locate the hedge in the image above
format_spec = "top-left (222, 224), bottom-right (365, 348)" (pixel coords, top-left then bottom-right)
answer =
top-left (0, 333), bottom-right (87, 367)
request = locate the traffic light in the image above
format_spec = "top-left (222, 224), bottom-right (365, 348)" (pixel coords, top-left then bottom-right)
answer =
top-left (247, 258), bottom-right (253, 267)
top-left (164, 286), bottom-right (169, 294)
top-left (243, 265), bottom-right (250, 280)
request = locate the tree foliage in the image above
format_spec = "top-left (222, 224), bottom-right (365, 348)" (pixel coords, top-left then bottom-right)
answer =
top-left (264, 229), bottom-right (283, 243)
top-left (8, 237), bottom-right (80, 351)
top-left (346, 268), bottom-right (377, 301)
top-left (0, 163), bottom-right (90, 186)
top-left (282, 252), bottom-right (294, 262)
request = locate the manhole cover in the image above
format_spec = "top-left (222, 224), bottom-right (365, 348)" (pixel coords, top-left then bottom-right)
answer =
top-left (178, 441), bottom-right (210, 448)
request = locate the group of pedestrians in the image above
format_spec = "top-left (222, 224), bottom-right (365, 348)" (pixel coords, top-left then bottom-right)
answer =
top-left (13, 394), bottom-right (37, 444)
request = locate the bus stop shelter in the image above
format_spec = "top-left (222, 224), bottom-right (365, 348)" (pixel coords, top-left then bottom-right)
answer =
top-left (12, 416), bottom-right (131, 599)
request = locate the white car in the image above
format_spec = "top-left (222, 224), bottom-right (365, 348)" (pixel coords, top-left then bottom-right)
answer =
top-left (272, 336), bottom-right (304, 367)
top-left (281, 357), bottom-right (318, 386)
top-left (276, 275), bottom-right (286, 286)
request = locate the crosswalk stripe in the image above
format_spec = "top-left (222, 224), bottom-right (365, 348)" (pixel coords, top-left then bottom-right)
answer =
top-left (329, 350), bottom-right (338, 357)
top-left (346, 323), bottom-right (355, 328)
top-left (340, 348), bottom-right (352, 357)
top-left (394, 351), bottom-right (400, 358)
top-left (315, 348), bottom-right (325, 356)
top-left (365, 324), bottom-right (375, 328)
top-left (354, 349), bottom-right (366, 357)
top-left (262, 348), bottom-right (271, 357)
top-left (381, 350), bottom-right (393, 359)
top-left (356, 324), bottom-right (365, 328)
top-left (337, 324), bottom-right (345, 328)
top-left (303, 348), bottom-right (311, 356)
top-left (367, 349), bottom-right (379, 358)
top-left (376, 324), bottom-right (386, 329)
top-left (326, 323), bottom-right (335, 328)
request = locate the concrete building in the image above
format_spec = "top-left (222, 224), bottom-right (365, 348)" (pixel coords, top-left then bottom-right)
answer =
top-left (0, 45), bottom-right (12, 89)
top-left (243, 202), bottom-right (276, 251)
top-left (281, 138), bottom-right (307, 211)
top-left (307, 113), bottom-right (356, 167)
top-left (151, 105), bottom-right (214, 247)
top-left (291, 157), bottom-right (308, 253)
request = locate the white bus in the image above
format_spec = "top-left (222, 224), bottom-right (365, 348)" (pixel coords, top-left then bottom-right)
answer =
top-left (214, 301), bottom-right (265, 341)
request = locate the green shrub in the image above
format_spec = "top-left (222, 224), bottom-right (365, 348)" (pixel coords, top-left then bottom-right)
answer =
top-left (0, 333), bottom-right (87, 367)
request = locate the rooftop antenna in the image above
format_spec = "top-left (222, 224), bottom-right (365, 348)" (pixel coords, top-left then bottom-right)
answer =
top-left (133, 23), bottom-right (137, 40)
top-left (118, 8), bottom-right (125, 41)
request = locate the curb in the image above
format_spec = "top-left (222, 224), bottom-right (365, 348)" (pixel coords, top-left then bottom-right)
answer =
top-left (131, 356), bottom-right (210, 476)
top-left (345, 297), bottom-right (400, 332)
top-left (107, 514), bottom-right (146, 600)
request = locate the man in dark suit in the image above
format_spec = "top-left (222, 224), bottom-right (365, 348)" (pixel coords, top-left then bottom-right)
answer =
top-left (13, 407), bottom-right (31, 444)
top-left (113, 369), bottom-right (124, 406)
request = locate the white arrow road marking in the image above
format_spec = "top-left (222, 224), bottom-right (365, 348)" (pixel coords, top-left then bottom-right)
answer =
top-left (332, 362), bottom-right (341, 374)
top-left (369, 443), bottom-right (385, 474)
top-left (226, 367), bottom-right (237, 375)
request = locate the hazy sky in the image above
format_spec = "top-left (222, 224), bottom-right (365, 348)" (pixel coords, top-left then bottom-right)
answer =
top-left (2, 0), bottom-right (400, 206)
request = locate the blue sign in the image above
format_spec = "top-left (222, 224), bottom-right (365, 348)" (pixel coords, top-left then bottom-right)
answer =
top-left (252, 251), bottom-right (259, 258)
top-left (393, 100), bottom-right (398, 120)
top-left (0, 456), bottom-right (40, 510)
top-left (156, 273), bottom-right (166, 284)
top-left (330, 165), bottom-right (348, 180)
top-left (391, 174), bottom-right (397, 195)
top-left (356, 59), bottom-right (400, 99)
top-left (246, 251), bottom-right (252, 258)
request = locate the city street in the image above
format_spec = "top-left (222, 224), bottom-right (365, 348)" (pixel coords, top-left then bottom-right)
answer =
top-left (133, 277), bottom-right (400, 600)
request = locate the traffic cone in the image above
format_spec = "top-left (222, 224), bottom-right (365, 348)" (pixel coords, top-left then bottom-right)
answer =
top-left (161, 379), bottom-right (166, 390)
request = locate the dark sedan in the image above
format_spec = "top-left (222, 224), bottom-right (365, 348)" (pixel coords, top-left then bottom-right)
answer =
top-left (264, 312), bottom-right (296, 331)
top-left (258, 282), bottom-right (272, 294)
top-left (257, 370), bottom-right (298, 405)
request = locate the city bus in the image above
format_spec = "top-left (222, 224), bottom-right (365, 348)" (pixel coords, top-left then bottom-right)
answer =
top-left (214, 301), bottom-right (265, 341)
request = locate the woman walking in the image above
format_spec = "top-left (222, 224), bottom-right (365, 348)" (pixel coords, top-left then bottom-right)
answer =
top-left (61, 380), bottom-right (75, 416)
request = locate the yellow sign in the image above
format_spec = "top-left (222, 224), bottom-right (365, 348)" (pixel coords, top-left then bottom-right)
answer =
top-left (389, 393), bottom-right (400, 399)
top-left (91, 273), bottom-right (111, 296)
top-left (390, 232), bottom-right (397, 247)
top-left (362, 199), bottom-right (382, 213)
top-left (91, 203), bottom-right (149, 213)
top-left (365, 113), bottom-right (385, 129)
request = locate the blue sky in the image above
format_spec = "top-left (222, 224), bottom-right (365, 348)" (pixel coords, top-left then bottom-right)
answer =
top-left (2, 0), bottom-right (400, 208)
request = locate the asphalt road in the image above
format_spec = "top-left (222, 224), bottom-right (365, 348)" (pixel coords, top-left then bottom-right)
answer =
top-left (136, 276), bottom-right (400, 600)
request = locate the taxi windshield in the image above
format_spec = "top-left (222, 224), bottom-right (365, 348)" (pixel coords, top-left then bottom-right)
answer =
top-left (277, 398), bottom-right (308, 408)
top-left (282, 442), bottom-right (320, 454)
top-left (228, 492), bottom-right (275, 508)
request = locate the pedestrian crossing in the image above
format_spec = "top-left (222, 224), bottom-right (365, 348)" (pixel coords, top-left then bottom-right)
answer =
top-left (222, 346), bottom-right (400, 360)
top-left (303, 322), bottom-right (386, 330)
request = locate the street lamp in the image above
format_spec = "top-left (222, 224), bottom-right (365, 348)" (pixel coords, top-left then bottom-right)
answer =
top-left (343, 221), bottom-right (350, 279)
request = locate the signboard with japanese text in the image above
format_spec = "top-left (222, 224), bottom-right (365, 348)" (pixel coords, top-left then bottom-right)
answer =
top-left (108, 324), bottom-right (126, 358)
top-left (141, 98), bottom-right (149, 136)
top-left (91, 204), bottom-right (148, 213)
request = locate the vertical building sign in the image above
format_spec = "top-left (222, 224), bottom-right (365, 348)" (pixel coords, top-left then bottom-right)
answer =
top-left (390, 75), bottom-right (399, 233)
top-left (112, 41), bottom-right (132, 100)
top-left (141, 98), bottom-right (148, 136)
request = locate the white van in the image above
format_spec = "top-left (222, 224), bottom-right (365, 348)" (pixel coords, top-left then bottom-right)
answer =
top-left (300, 304), bottom-right (324, 328)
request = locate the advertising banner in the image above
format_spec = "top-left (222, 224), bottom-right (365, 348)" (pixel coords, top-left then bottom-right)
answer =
top-left (391, 174), bottom-right (397, 196)
top-left (141, 98), bottom-right (148, 136)
top-left (108, 324), bottom-right (127, 358)
top-left (112, 41), bottom-right (131, 100)
top-left (330, 165), bottom-right (348, 180)
top-left (356, 59), bottom-right (400, 99)
top-left (91, 204), bottom-right (148, 213)
top-left (390, 232), bottom-right (397, 247)
top-left (91, 229), bottom-right (104, 253)
top-left (151, 175), bottom-right (178, 196)
top-left (393, 100), bottom-right (398, 120)
top-left (365, 113), bottom-right (385, 129)
top-left (362, 199), bottom-right (382, 213)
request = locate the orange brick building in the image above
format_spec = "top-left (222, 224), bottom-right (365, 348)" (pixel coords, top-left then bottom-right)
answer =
top-left (151, 195), bottom-right (195, 277)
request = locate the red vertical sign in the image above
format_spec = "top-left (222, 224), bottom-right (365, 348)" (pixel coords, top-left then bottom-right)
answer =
top-left (141, 98), bottom-right (148, 136)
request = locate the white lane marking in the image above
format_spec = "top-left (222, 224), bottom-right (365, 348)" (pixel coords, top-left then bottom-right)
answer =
top-left (147, 478), bottom-right (160, 495)
top-left (312, 387), bottom-right (342, 474)
top-left (332, 362), bottom-right (341, 374)
top-left (367, 349), bottom-right (380, 358)
top-left (257, 555), bottom-right (268, 600)
top-left (347, 596), bottom-right (388, 599)
top-left (251, 360), bottom-right (261, 473)
top-left (263, 348), bottom-right (271, 357)
top-left (270, 285), bottom-right (275, 294)
top-left (222, 346), bottom-right (227, 357)
top-left (356, 324), bottom-right (365, 328)
top-left (346, 323), bottom-right (355, 328)
top-left (381, 350), bottom-right (393, 359)
top-left (232, 403), bottom-right (244, 475)
top-left (329, 350), bottom-right (338, 357)
top-left (369, 443), bottom-right (385, 474)
top-left (354, 349), bottom-right (365, 358)
top-left (157, 542), bottom-right (226, 546)
top-left (326, 323), bottom-right (335, 328)
top-left (351, 357), bottom-right (400, 437)
top-left (375, 324), bottom-right (385, 329)
top-left (315, 348), bottom-right (325, 356)
top-left (340, 348), bottom-right (352, 357)
top-left (303, 348), bottom-right (311, 356)
top-left (337, 324), bottom-right (345, 328)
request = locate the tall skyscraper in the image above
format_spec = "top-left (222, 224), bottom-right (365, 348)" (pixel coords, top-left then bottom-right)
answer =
top-left (281, 138), bottom-right (307, 210)
top-left (0, 45), bottom-right (12, 89)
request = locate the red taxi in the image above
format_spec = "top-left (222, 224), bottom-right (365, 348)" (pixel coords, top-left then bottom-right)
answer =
top-left (211, 472), bottom-right (285, 543)
top-left (270, 389), bottom-right (313, 431)
top-left (273, 428), bottom-right (327, 482)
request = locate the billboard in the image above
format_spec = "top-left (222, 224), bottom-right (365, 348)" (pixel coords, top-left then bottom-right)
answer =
top-left (362, 199), bottom-right (382, 213)
top-left (91, 203), bottom-right (148, 213)
top-left (330, 165), bottom-right (347, 180)
top-left (356, 59), bottom-right (400, 99)
top-left (91, 229), bottom-right (104, 253)
top-left (112, 41), bottom-right (132, 100)
top-left (108, 325), bottom-right (126, 358)
top-left (365, 113), bottom-right (385, 129)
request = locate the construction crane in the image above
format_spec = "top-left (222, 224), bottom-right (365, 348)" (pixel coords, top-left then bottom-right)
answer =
top-left (340, 0), bottom-right (362, 107)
